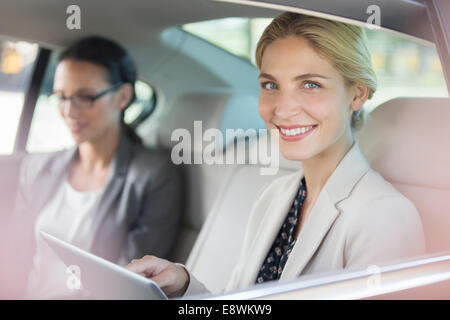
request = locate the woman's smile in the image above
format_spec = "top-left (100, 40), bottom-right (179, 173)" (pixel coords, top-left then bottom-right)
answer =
top-left (66, 121), bottom-right (86, 134)
top-left (276, 124), bottom-right (318, 141)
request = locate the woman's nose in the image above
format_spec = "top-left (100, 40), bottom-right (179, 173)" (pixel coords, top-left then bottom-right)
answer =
top-left (60, 99), bottom-right (80, 118)
top-left (274, 91), bottom-right (302, 119)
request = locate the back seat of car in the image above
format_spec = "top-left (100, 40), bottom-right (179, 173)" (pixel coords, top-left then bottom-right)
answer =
top-left (356, 97), bottom-right (450, 255)
top-left (158, 94), bottom-right (450, 294)
top-left (156, 90), bottom-right (272, 265)
top-left (156, 91), bottom-right (233, 264)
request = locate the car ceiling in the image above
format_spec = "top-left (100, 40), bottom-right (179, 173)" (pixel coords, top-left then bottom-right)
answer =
top-left (0, 0), bottom-right (435, 48)
top-left (0, 0), bottom-right (281, 48)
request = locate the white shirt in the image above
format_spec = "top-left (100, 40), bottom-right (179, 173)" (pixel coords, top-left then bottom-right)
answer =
top-left (26, 178), bottom-right (105, 299)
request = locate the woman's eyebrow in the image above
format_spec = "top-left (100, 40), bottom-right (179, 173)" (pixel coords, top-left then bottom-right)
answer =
top-left (258, 73), bottom-right (330, 81)
top-left (51, 87), bottom-right (95, 95)
top-left (258, 73), bottom-right (276, 80)
top-left (293, 73), bottom-right (329, 81)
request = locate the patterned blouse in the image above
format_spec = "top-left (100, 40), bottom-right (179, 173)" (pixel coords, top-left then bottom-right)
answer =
top-left (256, 177), bottom-right (307, 284)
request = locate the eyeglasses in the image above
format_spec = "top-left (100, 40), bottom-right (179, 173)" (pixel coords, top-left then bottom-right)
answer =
top-left (49, 83), bottom-right (122, 110)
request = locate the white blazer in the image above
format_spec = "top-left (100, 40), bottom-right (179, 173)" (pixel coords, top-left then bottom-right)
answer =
top-left (186, 142), bottom-right (426, 295)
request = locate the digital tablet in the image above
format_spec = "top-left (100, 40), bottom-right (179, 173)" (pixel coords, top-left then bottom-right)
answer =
top-left (40, 231), bottom-right (168, 300)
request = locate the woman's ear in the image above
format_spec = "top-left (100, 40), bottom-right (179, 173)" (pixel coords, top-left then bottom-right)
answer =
top-left (350, 85), bottom-right (370, 112)
top-left (117, 83), bottom-right (134, 111)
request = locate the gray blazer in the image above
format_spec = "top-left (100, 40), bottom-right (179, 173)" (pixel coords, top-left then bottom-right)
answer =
top-left (4, 130), bottom-right (183, 297)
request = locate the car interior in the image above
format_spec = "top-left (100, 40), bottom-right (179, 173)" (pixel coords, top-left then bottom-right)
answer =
top-left (0, 0), bottom-right (449, 299)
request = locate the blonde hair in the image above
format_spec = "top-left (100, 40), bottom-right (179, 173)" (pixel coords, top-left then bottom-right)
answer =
top-left (255, 12), bottom-right (377, 131)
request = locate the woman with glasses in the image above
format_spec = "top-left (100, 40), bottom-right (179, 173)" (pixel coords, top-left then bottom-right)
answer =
top-left (6, 36), bottom-right (183, 299)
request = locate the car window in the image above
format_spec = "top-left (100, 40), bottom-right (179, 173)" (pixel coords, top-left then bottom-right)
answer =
top-left (26, 51), bottom-right (156, 154)
top-left (182, 18), bottom-right (448, 112)
top-left (364, 28), bottom-right (448, 111)
top-left (182, 17), bottom-right (269, 65)
top-left (0, 39), bottom-right (39, 155)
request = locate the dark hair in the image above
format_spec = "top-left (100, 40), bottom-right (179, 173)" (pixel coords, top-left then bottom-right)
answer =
top-left (58, 36), bottom-right (142, 144)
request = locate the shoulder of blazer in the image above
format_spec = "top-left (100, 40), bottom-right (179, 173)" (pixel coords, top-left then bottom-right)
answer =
top-left (338, 167), bottom-right (422, 228)
top-left (125, 143), bottom-right (180, 186)
top-left (19, 148), bottom-right (75, 187)
top-left (353, 168), bottom-right (406, 199)
top-left (341, 167), bottom-right (415, 210)
top-left (112, 128), bottom-right (174, 179)
top-left (129, 144), bottom-right (172, 170)
top-left (339, 167), bottom-right (426, 261)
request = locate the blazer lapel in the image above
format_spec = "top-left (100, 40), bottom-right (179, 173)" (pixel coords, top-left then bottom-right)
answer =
top-left (89, 130), bottom-right (133, 259)
top-left (280, 189), bottom-right (339, 280)
top-left (280, 141), bottom-right (371, 279)
top-left (240, 169), bottom-right (304, 288)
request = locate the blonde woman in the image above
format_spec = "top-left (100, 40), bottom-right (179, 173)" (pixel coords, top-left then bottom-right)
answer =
top-left (126, 12), bottom-right (426, 297)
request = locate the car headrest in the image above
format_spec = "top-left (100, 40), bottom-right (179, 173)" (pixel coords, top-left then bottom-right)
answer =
top-left (356, 97), bottom-right (450, 188)
top-left (157, 91), bottom-right (265, 153)
top-left (157, 91), bottom-right (231, 152)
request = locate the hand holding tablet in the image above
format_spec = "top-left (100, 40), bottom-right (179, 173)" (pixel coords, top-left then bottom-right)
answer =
top-left (125, 255), bottom-right (190, 298)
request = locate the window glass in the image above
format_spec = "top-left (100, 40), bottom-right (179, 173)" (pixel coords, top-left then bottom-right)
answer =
top-left (182, 18), bottom-right (448, 112)
top-left (26, 52), bottom-right (155, 154)
top-left (365, 29), bottom-right (448, 111)
top-left (123, 80), bottom-right (155, 124)
top-left (182, 17), bottom-right (268, 65)
top-left (0, 39), bottom-right (38, 155)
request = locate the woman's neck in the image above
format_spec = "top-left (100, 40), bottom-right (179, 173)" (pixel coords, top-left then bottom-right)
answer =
top-left (301, 132), bottom-right (355, 204)
top-left (76, 126), bottom-right (121, 172)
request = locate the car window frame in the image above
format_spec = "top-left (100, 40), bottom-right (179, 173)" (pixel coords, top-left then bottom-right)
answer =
top-left (194, 251), bottom-right (450, 300)
top-left (425, 0), bottom-right (450, 92)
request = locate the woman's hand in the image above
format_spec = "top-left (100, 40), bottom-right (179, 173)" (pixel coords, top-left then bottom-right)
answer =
top-left (125, 255), bottom-right (190, 298)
